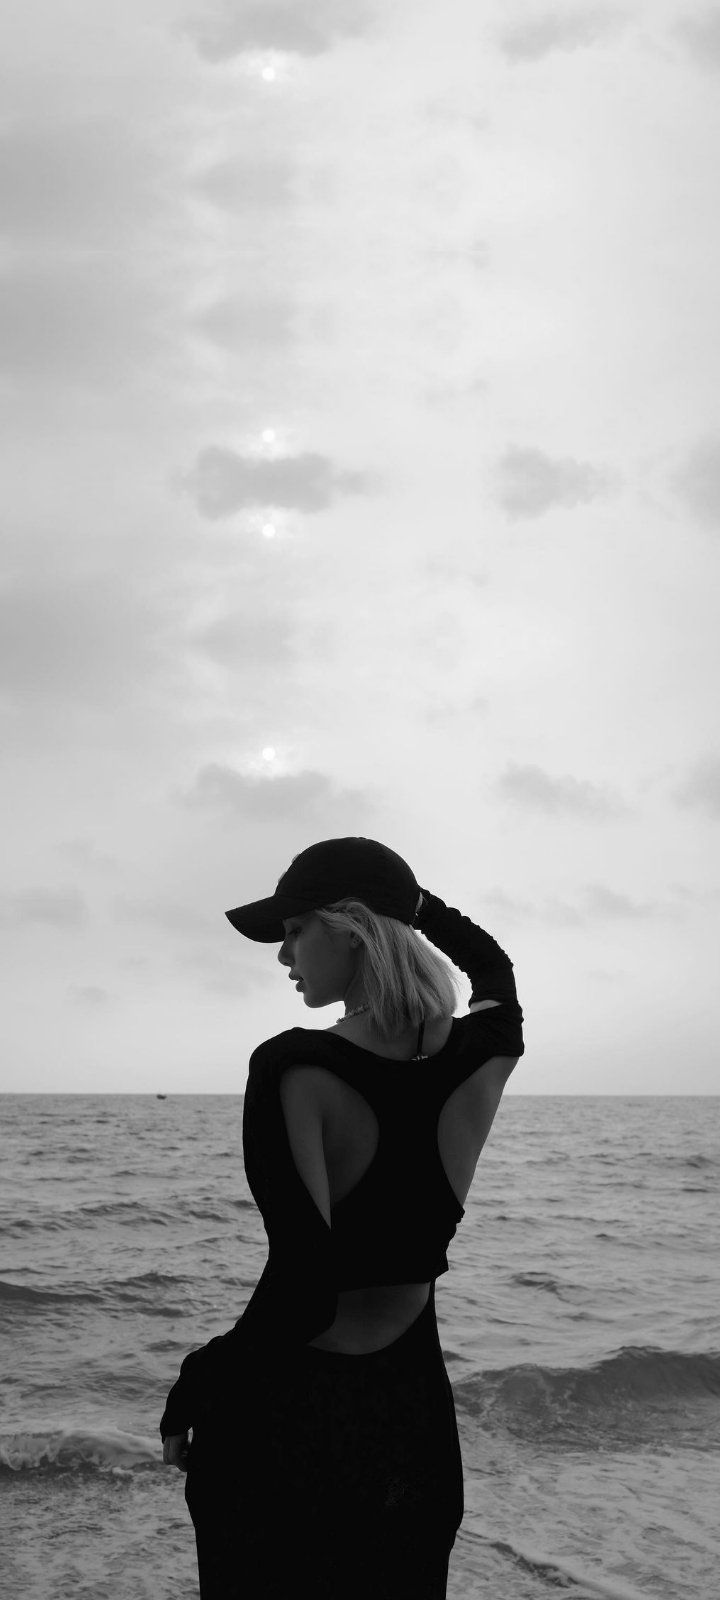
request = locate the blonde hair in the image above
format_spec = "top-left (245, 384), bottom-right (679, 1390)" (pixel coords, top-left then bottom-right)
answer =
top-left (314, 897), bottom-right (461, 1038)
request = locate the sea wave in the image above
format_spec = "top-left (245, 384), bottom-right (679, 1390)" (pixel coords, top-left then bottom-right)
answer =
top-left (486, 1532), bottom-right (652, 1600)
top-left (0, 1194), bottom-right (254, 1238)
top-left (0, 1425), bottom-right (159, 1477)
top-left (455, 1345), bottom-right (720, 1448)
top-left (0, 1278), bottom-right (102, 1307)
top-left (460, 1523), bottom-right (658, 1599)
top-left (663, 1153), bottom-right (718, 1171)
top-left (509, 1270), bottom-right (574, 1297)
top-left (0, 1269), bottom-right (190, 1311)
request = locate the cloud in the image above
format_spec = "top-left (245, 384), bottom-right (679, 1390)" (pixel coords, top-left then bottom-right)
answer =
top-left (0, 569), bottom-right (325, 717)
top-left (581, 884), bottom-right (658, 918)
top-left (495, 446), bottom-right (614, 519)
top-left (0, 113), bottom-right (168, 247)
top-left (672, 437), bottom-right (720, 529)
top-left (0, 888), bottom-right (88, 928)
top-left (0, 576), bottom-right (164, 705)
top-left (112, 897), bottom-right (215, 938)
top-left (482, 883), bottom-right (661, 924)
top-left (421, 95), bottom-right (490, 135)
top-left (673, 755), bottom-right (720, 819)
top-left (183, 446), bottom-right (372, 518)
top-left (0, 260), bottom-right (170, 390)
top-left (194, 157), bottom-right (295, 212)
top-left (674, 8), bottom-right (720, 71)
top-left (178, 763), bottom-right (374, 820)
top-left (667, 881), bottom-right (720, 907)
top-left (541, 897), bottom-right (585, 926)
top-left (182, 0), bottom-right (373, 61)
top-left (194, 296), bottom-right (296, 354)
top-left (482, 887), bottom-right (588, 927)
top-left (57, 838), bottom-right (119, 872)
top-left (173, 946), bottom-right (278, 996)
top-left (424, 558), bottom-right (489, 590)
top-left (422, 691), bottom-right (490, 727)
top-left (480, 888), bottom-right (538, 921)
top-left (192, 609), bottom-right (297, 669)
top-left (494, 763), bottom-right (629, 818)
top-left (498, 6), bottom-right (629, 63)
top-left (68, 985), bottom-right (112, 1006)
top-left (422, 373), bottom-right (489, 408)
top-left (544, 883), bottom-right (670, 922)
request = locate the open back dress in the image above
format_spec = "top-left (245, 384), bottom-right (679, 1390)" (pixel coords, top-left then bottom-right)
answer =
top-left (160, 890), bottom-right (525, 1599)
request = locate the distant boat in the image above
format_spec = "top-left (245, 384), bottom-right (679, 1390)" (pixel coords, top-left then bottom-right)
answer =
top-left (156, 1094), bottom-right (167, 1100)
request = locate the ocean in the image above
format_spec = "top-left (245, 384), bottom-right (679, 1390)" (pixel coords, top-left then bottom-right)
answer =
top-left (2, 1092), bottom-right (719, 1599)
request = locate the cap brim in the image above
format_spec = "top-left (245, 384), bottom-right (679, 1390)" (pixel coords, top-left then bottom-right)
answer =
top-left (225, 894), bottom-right (319, 943)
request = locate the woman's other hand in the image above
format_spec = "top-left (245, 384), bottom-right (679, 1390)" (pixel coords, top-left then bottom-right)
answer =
top-left (162, 1431), bottom-right (190, 1472)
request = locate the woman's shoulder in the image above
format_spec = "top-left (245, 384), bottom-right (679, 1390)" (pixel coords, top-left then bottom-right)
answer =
top-left (247, 1025), bottom-right (330, 1082)
top-left (249, 1025), bottom-right (304, 1064)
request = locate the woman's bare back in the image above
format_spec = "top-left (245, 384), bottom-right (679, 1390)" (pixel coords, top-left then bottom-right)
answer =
top-left (304, 1003), bottom-right (516, 1353)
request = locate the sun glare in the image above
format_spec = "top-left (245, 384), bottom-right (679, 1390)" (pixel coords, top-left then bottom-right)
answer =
top-left (244, 51), bottom-right (291, 87)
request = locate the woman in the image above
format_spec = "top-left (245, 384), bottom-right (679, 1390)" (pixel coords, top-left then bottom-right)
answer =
top-left (160, 835), bottom-right (525, 1599)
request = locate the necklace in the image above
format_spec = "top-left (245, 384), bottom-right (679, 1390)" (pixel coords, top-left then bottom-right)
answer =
top-left (343, 1002), bottom-right (369, 1020)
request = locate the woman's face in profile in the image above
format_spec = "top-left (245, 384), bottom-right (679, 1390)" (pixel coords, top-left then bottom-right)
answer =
top-left (278, 912), bottom-right (359, 1010)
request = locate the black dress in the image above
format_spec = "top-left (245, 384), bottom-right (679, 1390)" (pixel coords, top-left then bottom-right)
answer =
top-left (185, 1281), bottom-right (462, 1599)
top-left (160, 891), bottom-right (525, 1599)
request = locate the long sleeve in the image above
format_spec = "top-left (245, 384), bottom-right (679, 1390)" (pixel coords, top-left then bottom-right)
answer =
top-left (159, 1046), bottom-right (338, 1440)
top-left (414, 888), bottom-right (520, 1006)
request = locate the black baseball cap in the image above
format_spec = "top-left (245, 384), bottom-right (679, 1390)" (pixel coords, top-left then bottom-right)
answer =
top-left (225, 836), bottom-right (421, 943)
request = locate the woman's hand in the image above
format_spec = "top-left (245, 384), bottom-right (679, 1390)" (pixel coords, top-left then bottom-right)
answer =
top-left (162, 1431), bottom-right (190, 1472)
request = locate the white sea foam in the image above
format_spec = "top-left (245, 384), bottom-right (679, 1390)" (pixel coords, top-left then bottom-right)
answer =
top-left (0, 1425), bottom-right (158, 1475)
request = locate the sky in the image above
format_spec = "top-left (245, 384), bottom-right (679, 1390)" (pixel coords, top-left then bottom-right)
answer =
top-left (1, 0), bottom-right (719, 1094)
